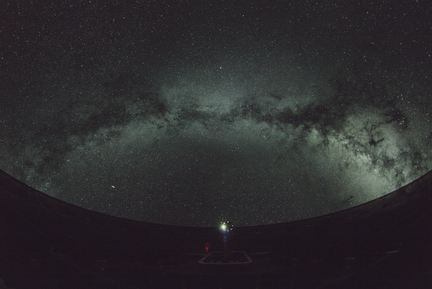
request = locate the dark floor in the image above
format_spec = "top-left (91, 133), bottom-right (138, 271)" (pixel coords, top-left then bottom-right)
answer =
top-left (1, 168), bottom-right (432, 288)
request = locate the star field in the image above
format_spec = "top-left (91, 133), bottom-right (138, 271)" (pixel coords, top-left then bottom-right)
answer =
top-left (0, 1), bottom-right (431, 226)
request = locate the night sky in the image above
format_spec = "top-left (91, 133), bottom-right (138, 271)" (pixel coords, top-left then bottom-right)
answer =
top-left (1, 1), bottom-right (431, 226)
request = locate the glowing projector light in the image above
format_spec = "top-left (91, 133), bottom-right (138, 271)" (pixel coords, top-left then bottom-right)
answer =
top-left (219, 221), bottom-right (233, 234)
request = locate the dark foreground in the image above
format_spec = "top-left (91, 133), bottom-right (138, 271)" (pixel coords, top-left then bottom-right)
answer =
top-left (0, 168), bottom-right (431, 289)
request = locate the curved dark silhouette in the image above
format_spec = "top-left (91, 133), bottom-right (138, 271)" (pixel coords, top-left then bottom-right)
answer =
top-left (0, 168), bottom-right (431, 288)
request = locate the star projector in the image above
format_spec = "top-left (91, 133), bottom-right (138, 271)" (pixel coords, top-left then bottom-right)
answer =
top-left (219, 221), bottom-right (233, 234)
top-left (219, 221), bottom-right (233, 255)
top-left (199, 220), bottom-right (251, 267)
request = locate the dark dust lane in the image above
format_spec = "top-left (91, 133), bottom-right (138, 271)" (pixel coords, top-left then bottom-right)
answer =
top-left (1, 1), bottom-right (431, 226)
